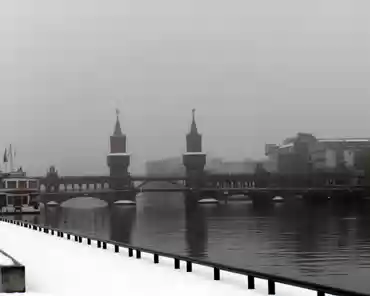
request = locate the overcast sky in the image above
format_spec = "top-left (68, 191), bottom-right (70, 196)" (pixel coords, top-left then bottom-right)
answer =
top-left (0, 0), bottom-right (369, 175)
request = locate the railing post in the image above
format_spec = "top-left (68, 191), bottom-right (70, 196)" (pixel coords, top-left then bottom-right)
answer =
top-left (87, 238), bottom-right (91, 245)
top-left (115, 245), bottom-right (119, 253)
top-left (154, 254), bottom-right (159, 264)
top-left (97, 241), bottom-right (101, 248)
top-left (248, 276), bottom-right (255, 289)
top-left (51, 229), bottom-right (54, 235)
top-left (103, 242), bottom-right (107, 249)
top-left (128, 248), bottom-right (133, 257)
top-left (136, 250), bottom-right (141, 259)
top-left (317, 292), bottom-right (325, 296)
top-left (60, 232), bottom-right (64, 238)
top-left (268, 279), bottom-right (275, 295)
top-left (75, 236), bottom-right (78, 242)
top-left (214, 268), bottom-right (220, 280)
top-left (186, 261), bottom-right (192, 272)
top-left (67, 234), bottom-right (71, 240)
top-left (174, 258), bottom-right (180, 269)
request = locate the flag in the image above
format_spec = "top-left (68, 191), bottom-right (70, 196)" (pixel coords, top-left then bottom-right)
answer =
top-left (3, 149), bottom-right (7, 163)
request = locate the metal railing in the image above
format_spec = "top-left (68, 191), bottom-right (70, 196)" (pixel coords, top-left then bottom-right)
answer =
top-left (0, 217), bottom-right (368, 296)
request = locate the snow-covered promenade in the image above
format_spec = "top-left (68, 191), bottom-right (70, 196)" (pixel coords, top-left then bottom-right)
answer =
top-left (0, 219), bottom-right (361, 296)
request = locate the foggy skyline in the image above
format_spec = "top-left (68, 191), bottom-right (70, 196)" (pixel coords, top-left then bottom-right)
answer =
top-left (0, 0), bottom-right (369, 175)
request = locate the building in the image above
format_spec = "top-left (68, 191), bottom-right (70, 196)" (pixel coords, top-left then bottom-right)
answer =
top-left (146, 157), bottom-right (185, 177)
top-left (266, 133), bottom-right (370, 174)
top-left (146, 157), bottom-right (276, 176)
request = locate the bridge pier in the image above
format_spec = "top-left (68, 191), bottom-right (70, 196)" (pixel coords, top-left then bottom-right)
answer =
top-left (111, 190), bottom-right (136, 206)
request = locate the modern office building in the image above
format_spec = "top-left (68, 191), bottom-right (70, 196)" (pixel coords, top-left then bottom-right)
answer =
top-left (265, 133), bottom-right (370, 174)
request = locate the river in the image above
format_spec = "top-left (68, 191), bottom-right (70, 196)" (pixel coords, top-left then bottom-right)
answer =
top-left (11, 191), bottom-right (370, 294)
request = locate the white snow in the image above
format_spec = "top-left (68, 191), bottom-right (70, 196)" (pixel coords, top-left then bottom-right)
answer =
top-left (114, 200), bottom-right (136, 205)
top-left (198, 198), bottom-right (219, 204)
top-left (0, 251), bottom-right (14, 266)
top-left (46, 201), bottom-right (58, 206)
top-left (0, 221), bottom-right (336, 296)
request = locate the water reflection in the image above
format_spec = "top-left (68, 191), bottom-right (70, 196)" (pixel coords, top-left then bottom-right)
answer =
top-left (109, 207), bottom-right (136, 244)
top-left (185, 206), bottom-right (208, 259)
top-left (15, 193), bottom-right (370, 294)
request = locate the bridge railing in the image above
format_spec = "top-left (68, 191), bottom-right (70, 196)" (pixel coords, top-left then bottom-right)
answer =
top-left (0, 217), bottom-right (368, 296)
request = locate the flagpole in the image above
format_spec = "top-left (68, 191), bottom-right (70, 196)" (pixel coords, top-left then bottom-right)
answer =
top-left (4, 148), bottom-right (8, 173)
top-left (9, 144), bottom-right (13, 173)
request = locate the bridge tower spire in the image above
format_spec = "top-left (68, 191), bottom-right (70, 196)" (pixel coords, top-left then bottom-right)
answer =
top-left (182, 109), bottom-right (207, 209)
top-left (107, 109), bottom-right (135, 205)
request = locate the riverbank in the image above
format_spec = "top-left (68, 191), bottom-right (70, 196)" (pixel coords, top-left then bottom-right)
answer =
top-left (0, 220), bottom-right (329, 296)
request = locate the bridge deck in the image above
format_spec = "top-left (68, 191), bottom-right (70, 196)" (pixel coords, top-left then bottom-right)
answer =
top-left (0, 221), bottom-right (324, 296)
top-left (40, 186), bottom-right (366, 196)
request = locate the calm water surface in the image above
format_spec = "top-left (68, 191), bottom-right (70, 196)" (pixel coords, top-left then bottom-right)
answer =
top-left (15, 191), bottom-right (370, 294)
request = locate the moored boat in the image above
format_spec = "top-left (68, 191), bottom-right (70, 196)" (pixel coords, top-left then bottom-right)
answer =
top-left (0, 146), bottom-right (40, 215)
top-left (0, 170), bottom-right (40, 214)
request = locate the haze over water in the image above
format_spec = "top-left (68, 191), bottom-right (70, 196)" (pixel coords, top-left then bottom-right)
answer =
top-left (14, 191), bottom-right (370, 295)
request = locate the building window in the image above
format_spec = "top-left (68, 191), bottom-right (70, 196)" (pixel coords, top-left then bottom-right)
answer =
top-left (28, 181), bottom-right (38, 189)
top-left (18, 181), bottom-right (27, 189)
top-left (7, 181), bottom-right (17, 189)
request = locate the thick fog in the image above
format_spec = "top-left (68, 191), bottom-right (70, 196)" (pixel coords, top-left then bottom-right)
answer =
top-left (0, 0), bottom-right (369, 175)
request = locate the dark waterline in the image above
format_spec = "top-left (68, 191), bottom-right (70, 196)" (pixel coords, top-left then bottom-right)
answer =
top-left (13, 192), bottom-right (370, 294)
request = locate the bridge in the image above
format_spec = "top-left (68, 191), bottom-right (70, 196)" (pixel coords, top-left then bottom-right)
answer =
top-left (35, 110), bottom-right (370, 209)
top-left (38, 172), bottom-right (368, 207)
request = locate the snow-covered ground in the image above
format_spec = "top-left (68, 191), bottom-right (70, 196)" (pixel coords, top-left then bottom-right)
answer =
top-left (0, 251), bottom-right (14, 266)
top-left (0, 221), bottom-right (335, 296)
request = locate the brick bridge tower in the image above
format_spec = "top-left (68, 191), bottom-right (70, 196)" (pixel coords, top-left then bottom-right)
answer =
top-left (106, 110), bottom-right (135, 204)
top-left (44, 166), bottom-right (60, 192)
top-left (182, 109), bottom-right (206, 208)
